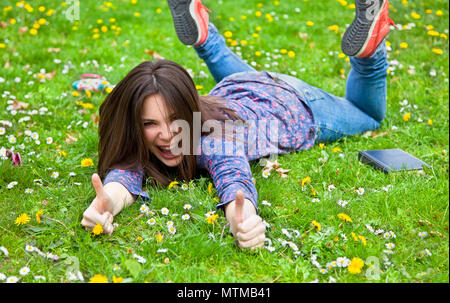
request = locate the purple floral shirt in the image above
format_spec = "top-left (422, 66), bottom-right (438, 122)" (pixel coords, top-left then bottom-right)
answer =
top-left (104, 71), bottom-right (315, 211)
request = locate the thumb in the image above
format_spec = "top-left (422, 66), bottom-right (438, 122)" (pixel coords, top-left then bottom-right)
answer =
top-left (92, 173), bottom-right (107, 213)
top-left (235, 190), bottom-right (245, 225)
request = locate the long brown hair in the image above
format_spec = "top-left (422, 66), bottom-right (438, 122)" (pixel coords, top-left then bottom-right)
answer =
top-left (97, 59), bottom-right (241, 186)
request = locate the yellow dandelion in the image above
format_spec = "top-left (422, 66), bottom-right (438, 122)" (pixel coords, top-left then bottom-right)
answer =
top-left (112, 276), bottom-right (123, 283)
top-left (89, 274), bottom-right (108, 283)
top-left (347, 257), bottom-right (364, 274)
top-left (29, 28), bottom-right (38, 35)
top-left (36, 210), bottom-right (44, 224)
top-left (92, 223), bottom-right (103, 235)
top-left (337, 213), bottom-right (352, 223)
top-left (288, 51), bottom-right (296, 58)
top-left (328, 25), bottom-right (339, 34)
top-left (58, 150), bottom-right (67, 158)
top-left (306, 21), bottom-right (314, 26)
top-left (436, 10), bottom-right (443, 16)
top-left (332, 147), bottom-right (342, 153)
top-left (400, 42), bottom-right (408, 49)
top-left (427, 120), bottom-right (433, 126)
top-left (301, 176), bottom-right (311, 187)
top-left (410, 12), bottom-right (420, 19)
top-left (15, 213), bottom-right (31, 226)
top-left (403, 112), bottom-right (411, 122)
top-left (224, 31), bottom-right (232, 38)
top-left (72, 91), bottom-right (80, 97)
top-left (81, 158), bottom-right (94, 167)
top-left (156, 232), bottom-right (163, 243)
top-left (168, 181), bottom-right (179, 189)
top-left (206, 214), bottom-right (218, 224)
top-left (432, 48), bottom-right (443, 55)
top-left (311, 220), bottom-right (321, 231)
top-left (255, 11), bottom-right (262, 17)
top-left (358, 235), bottom-right (367, 246)
top-left (208, 182), bottom-right (214, 195)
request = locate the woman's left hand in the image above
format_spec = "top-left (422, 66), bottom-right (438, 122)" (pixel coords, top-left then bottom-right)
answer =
top-left (225, 190), bottom-right (266, 249)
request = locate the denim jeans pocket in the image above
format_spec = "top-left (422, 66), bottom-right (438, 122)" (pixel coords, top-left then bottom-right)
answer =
top-left (273, 73), bottom-right (326, 103)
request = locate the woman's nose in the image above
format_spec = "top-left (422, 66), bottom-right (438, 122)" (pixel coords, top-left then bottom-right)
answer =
top-left (158, 122), bottom-right (173, 141)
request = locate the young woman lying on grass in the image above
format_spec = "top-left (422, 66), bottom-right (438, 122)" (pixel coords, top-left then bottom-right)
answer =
top-left (81, 0), bottom-right (396, 249)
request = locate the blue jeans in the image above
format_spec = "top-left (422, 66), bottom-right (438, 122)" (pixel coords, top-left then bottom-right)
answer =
top-left (195, 24), bottom-right (388, 143)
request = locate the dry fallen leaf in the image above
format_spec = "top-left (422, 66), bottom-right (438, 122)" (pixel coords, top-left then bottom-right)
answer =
top-left (12, 100), bottom-right (29, 110)
top-left (65, 133), bottom-right (79, 144)
top-left (18, 26), bottom-right (28, 34)
top-left (48, 48), bottom-right (61, 53)
top-left (145, 49), bottom-right (164, 59)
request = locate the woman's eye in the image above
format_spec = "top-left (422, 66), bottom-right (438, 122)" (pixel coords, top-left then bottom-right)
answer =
top-left (144, 122), bottom-right (155, 126)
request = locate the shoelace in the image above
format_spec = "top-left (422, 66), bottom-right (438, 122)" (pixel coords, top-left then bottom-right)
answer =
top-left (5, 149), bottom-right (22, 166)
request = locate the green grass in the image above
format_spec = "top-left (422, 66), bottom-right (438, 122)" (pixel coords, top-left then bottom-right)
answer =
top-left (0, 0), bottom-right (448, 283)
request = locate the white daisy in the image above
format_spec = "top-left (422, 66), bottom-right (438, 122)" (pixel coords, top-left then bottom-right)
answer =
top-left (262, 200), bottom-right (271, 206)
top-left (51, 171), bottom-right (59, 178)
top-left (0, 273), bottom-right (6, 280)
top-left (327, 184), bottom-right (336, 192)
top-left (418, 231), bottom-right (428, 238)
top-left (183, 204), bottom-right (192, 211)
top-left (168, 226), bottom-right (176, 235)
top-left (385, 243), bottom-right (395, 249)
top-left (7, 181), bottom-right (18, 189)
top-left (25, 245), bottom-right (35, 252)
top-left (356, 187), bottom-right (365, 195)
top-left (181, 214), bottom-right (190, 220)
top-left (337, 199), bottom-right (348, 207)
top-left (336, 257), bottom-right (351, 268)
top-left (25, 188), bottom-right (33, 194)
top-left (311, 198), bottom-right (320, 203)
top-left (181, 184), bottom-right (188, 191)
top-left (19, 267), bottom-right (30, 276)
top-left (146, 218), bottom-right (156, 225)
top-left (319, 268), bottom-right (328, 274)
top-left (31, 132), bottom-right (39, 140)
top-left (8, 135), bottom-right (16, 144)
top-left (139, 204), bottom-right (150, 214)
top-left (167, 221), bottom-right (174, 227)
top-left (69, 172), bottom-right (76, 177)
top-left (0, 246), bottom-right (8, 256)
top-left (0, 127), bottom-right (5, 135)
top-left (157, 248), bottom-right (168, 253)
top-left (262, 169), bottom-right (271, 178)
top-left (34, 275), bottom-right (46, 281)
top-left (423, 249), bottom-right (432, 256)
top-left (6, 276), bottom-right (19, 283)
top-left (46, 137), bottom-right (53, 144)
top-left (113, 264), bottom-right (120, 271)
top-left (161, 207), bottom-right (169, 215)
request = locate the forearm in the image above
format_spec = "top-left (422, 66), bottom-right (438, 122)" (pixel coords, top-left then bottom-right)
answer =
top-left (103, 182), bottom-right (136, 216)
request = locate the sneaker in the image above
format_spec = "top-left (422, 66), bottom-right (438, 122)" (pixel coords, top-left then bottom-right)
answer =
top-left (341, 0), bottom-right (397, 58)
top-left (167, 0), bottom-right (211, 46)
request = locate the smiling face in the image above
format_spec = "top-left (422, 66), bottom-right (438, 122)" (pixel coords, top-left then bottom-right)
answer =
top-left (142, 94), bottom-right (183, 167)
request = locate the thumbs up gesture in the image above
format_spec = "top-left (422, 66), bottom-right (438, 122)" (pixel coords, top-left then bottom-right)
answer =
top-left (227, 190), bottom-right (266, 249)
top-left (81, 173), bottom-right (115, 235)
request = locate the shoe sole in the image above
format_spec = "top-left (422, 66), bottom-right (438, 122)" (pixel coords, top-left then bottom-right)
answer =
top-left (341, 0), bottom-right (387, 57)
top-left (168, 0), bottom-right (201, 45)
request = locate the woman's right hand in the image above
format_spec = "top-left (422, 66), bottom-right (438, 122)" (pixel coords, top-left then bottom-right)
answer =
top-left (81, 173), bottom-right (115, 235)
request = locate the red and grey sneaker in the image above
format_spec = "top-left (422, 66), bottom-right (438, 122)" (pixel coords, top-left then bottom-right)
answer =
top-left (341, 0), bottom-right (397, 58)
top-left (167, 0), bottom-right (211, 46)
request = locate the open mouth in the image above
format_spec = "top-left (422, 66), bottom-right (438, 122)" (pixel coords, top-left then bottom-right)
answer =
top-left (157, 145), bottom-right (180, 160)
